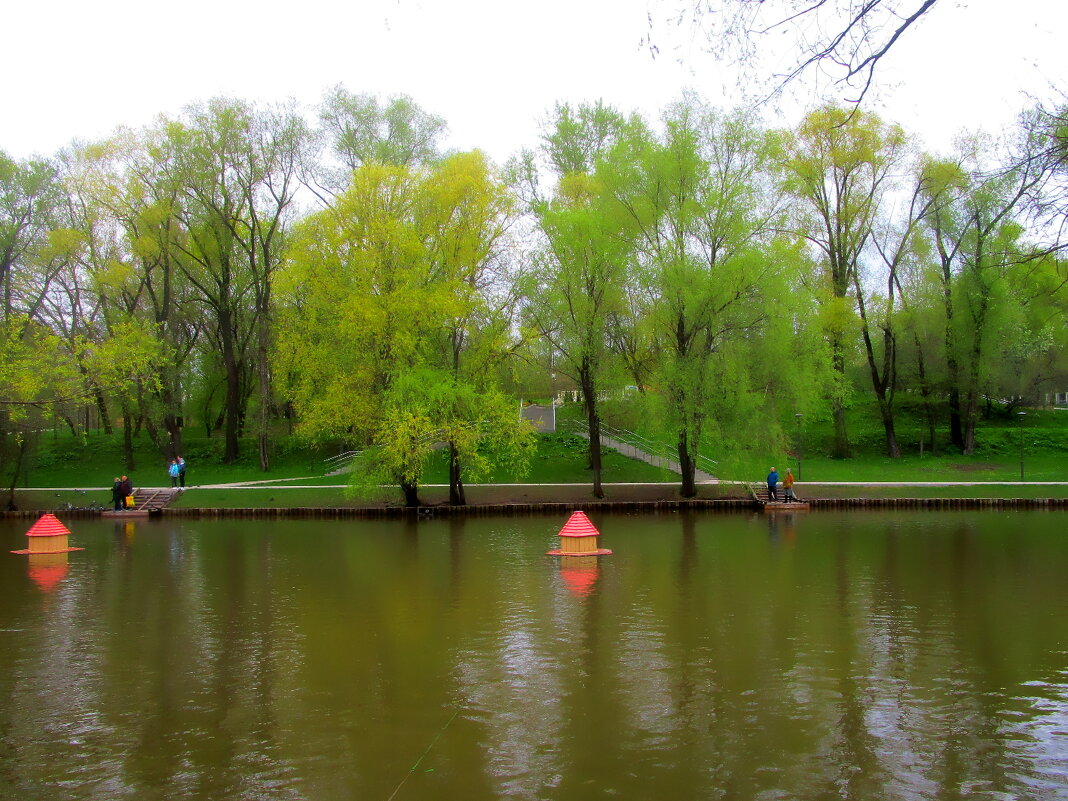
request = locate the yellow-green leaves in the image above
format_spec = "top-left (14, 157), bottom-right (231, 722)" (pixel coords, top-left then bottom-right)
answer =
top-left (0, 317), bottom-right (79, 421)
top-left (277, 152), bottom-right (525, 497)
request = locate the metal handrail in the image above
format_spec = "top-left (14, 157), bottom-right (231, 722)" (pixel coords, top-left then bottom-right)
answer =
top-left (565, 419), bottom-right (718, 477)
top-left (324, 450), bottom-right (361, 472)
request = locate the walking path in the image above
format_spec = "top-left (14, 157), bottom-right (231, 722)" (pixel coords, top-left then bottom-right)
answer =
top-left (27, 480), bottom-right (1068, 492)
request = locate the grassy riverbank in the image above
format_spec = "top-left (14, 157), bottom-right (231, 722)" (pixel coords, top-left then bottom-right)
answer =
top-left (5, 403), bottom-right (1066, 512)
top-left (12, 479), bottom-right (1068, 513)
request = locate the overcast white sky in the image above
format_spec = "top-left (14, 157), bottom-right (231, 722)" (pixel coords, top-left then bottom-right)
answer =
top-left (3, 0), bottom-right (1066, 164)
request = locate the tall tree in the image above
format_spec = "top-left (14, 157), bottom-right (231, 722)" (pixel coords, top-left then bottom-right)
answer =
top-left (780, 105), bottom-right (906, 458)
top-left (604, 99), bottom-right (790, 496)
top-left (524, 101), bottom-right (630, 498)
top-left (921, 137), bottom-right (1054, 452)
top-left (276, 155), bottom-right (532, 507)
top-left (116, 128), bottom-right (201, 459)
top-left (858, 150), bottom-right (949, 458)
top-left (317, 87), bottom-right (447, 195)
top-left (419, 151), bottom-right (524, 504)
top-left (163, 99), bottom-right (307, 466)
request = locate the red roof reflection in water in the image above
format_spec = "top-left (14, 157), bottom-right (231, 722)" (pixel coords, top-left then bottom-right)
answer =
top-left (27, 552), bottom-right (70, 593)
top-left (559, 555), bottom-right (599, 597)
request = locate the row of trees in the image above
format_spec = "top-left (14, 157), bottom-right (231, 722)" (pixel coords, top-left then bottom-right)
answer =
top-left (1, 87), bottom-right (1066, 504)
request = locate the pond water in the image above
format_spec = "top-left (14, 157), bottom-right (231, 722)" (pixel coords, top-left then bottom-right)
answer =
top-left (1, 510), bottom-right (1067, 801)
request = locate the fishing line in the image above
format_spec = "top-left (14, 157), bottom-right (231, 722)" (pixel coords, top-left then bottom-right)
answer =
top-left (385, 708), bottom-right (460, 801)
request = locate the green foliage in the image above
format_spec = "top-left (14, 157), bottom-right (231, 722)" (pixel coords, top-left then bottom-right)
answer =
top-left (319, 87), bottom-right (447, 177)
top-left (4, 92), bottom-right (1068, 492)
top-left (277, 151), bottom-right (528, 503)
top-left (0, 318), bottom-right (82, 421)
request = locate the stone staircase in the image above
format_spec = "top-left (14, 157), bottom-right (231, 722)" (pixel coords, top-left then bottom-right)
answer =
top-left (132, 487), bottom-right (183, 511)
top-left (753, 482), bottom-right (807, 507)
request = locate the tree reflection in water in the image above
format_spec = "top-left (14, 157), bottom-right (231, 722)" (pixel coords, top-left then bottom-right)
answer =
top-left (0, 511), bottom-right (1066, 800)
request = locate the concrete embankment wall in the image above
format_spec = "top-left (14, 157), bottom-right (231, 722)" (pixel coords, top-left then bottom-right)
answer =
top-left (806, 497), bottom-right (1068, 510)
top-left (162, 497), bottom-right (1068, 517)
top-left (3, 497), bottom-right (1066, 520)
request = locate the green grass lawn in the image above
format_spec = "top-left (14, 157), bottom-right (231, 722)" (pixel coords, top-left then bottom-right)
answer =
top-left (719, 453), bottom-right (1068, 484)
top-left (6, 432), bottom-right (680, 511)
top-left (417, 434), bottom-right (679, 484)
top-left (6, 407), bottom-right (1066, 513)
top-left (10, 430), bottom-right (337, 488)
top-left (16, 479), bottom-right (1067, 513)
top-left (591, 395), bottom-right (1068, 484)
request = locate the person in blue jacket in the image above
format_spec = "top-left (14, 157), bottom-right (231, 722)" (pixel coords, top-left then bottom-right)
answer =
top-left (767, 467), bottom-right (780, 501)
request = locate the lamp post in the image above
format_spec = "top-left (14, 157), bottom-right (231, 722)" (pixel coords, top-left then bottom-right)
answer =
top-left (1018, 411), bottom-right (1026, 481)
top-left (795, 413), bottom-right (803, 481)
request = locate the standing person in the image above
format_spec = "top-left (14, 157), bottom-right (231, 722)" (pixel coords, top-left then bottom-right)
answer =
top-left (767, 467), bottom-right (780, 501)
top-left (168, 459), bottom-right (180, 488)
top-left (177, 456), bottom-right (186, 488)
top-left (110, 477), bottom-right (124, 511)
top-left (784, 469), bottom-right (797, 502)
top-left (118, 475), bottom-right (133, 509)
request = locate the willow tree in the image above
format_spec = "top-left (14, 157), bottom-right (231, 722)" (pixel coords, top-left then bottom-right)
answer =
top-left (779, 105), bottom-right (906, 458)
top-left (603, 99), bottom-right (795, 497)
top-left (276, 153), bottom-right (532, 507)
top-left (520, 102), bottom-right (630, 498)
top-left (417, 152), bottom-right (527, 504)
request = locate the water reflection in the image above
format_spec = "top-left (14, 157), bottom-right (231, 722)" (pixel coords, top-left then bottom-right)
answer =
top-left (26, 551), bottom-right (69, 592)
top-left (557, 556), bottom-right (599, 598)
top-left (0, 512), bottom-right (1067, 800)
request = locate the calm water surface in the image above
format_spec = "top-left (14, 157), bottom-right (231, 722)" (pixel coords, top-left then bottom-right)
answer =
top-left (1, 510), bottom-right (1067, 801)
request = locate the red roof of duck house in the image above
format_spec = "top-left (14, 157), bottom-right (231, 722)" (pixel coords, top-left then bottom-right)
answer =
top-left (557, 511), bottom-right (600, 537)
top-left (25, 514), bottom-right (72, 538)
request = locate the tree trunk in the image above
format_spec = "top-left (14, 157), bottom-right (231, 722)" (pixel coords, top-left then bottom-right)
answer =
top-left (159, 372), bottom-right (184, 459)
top-left (878, 399), bottom-right (901, 458)
top-left (948, 385), bottom-right (964, 451)
top-left (831, 398), bottom-right (850, 459)
top-left (163, 412), bottom-right (184, 461)
top-left (401, 479), bottom-right (421, 508)
top-left (93, 388), bottom-right (113, 435)
top-left (222, 338), bottom-right (241, 464)
top-left (60, 414), bottom-right (78, 437)
top-left (961, 320), bottom-right (986, 456)
top-left (678, 430), bottom-right (696, 498)
top-left (142, 413), bottom-right (163, 452)
top-left (579, 365), bottom-right (604, 499)
top-left (830, 334), bottom-right (852, 458)
top-left (121, 403), bottom-right (136, 472)
top-left (448, 442), bottom-right (466, 505)
top-left (913, 344), bottom-right (938, 455)
top-left (962, 390), bottom-right (979, 455)
top-left (257, 343), bottom-right (271, 472)
top-left (4, 434), bottom-right (29, 511)
top-left (855, 280), bottom-right (899, 459)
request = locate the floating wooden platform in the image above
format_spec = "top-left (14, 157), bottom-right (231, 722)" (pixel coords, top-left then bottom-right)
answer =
top-left (101, 510), bottom-right (153, 519)
top-left (762, 502), bottom-right (810, 512)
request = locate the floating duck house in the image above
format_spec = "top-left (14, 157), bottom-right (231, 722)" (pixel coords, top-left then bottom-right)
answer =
top-left (11, 514), bottom-right (84, 555)
top-left (547, 511), bottom-right (612, 556)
